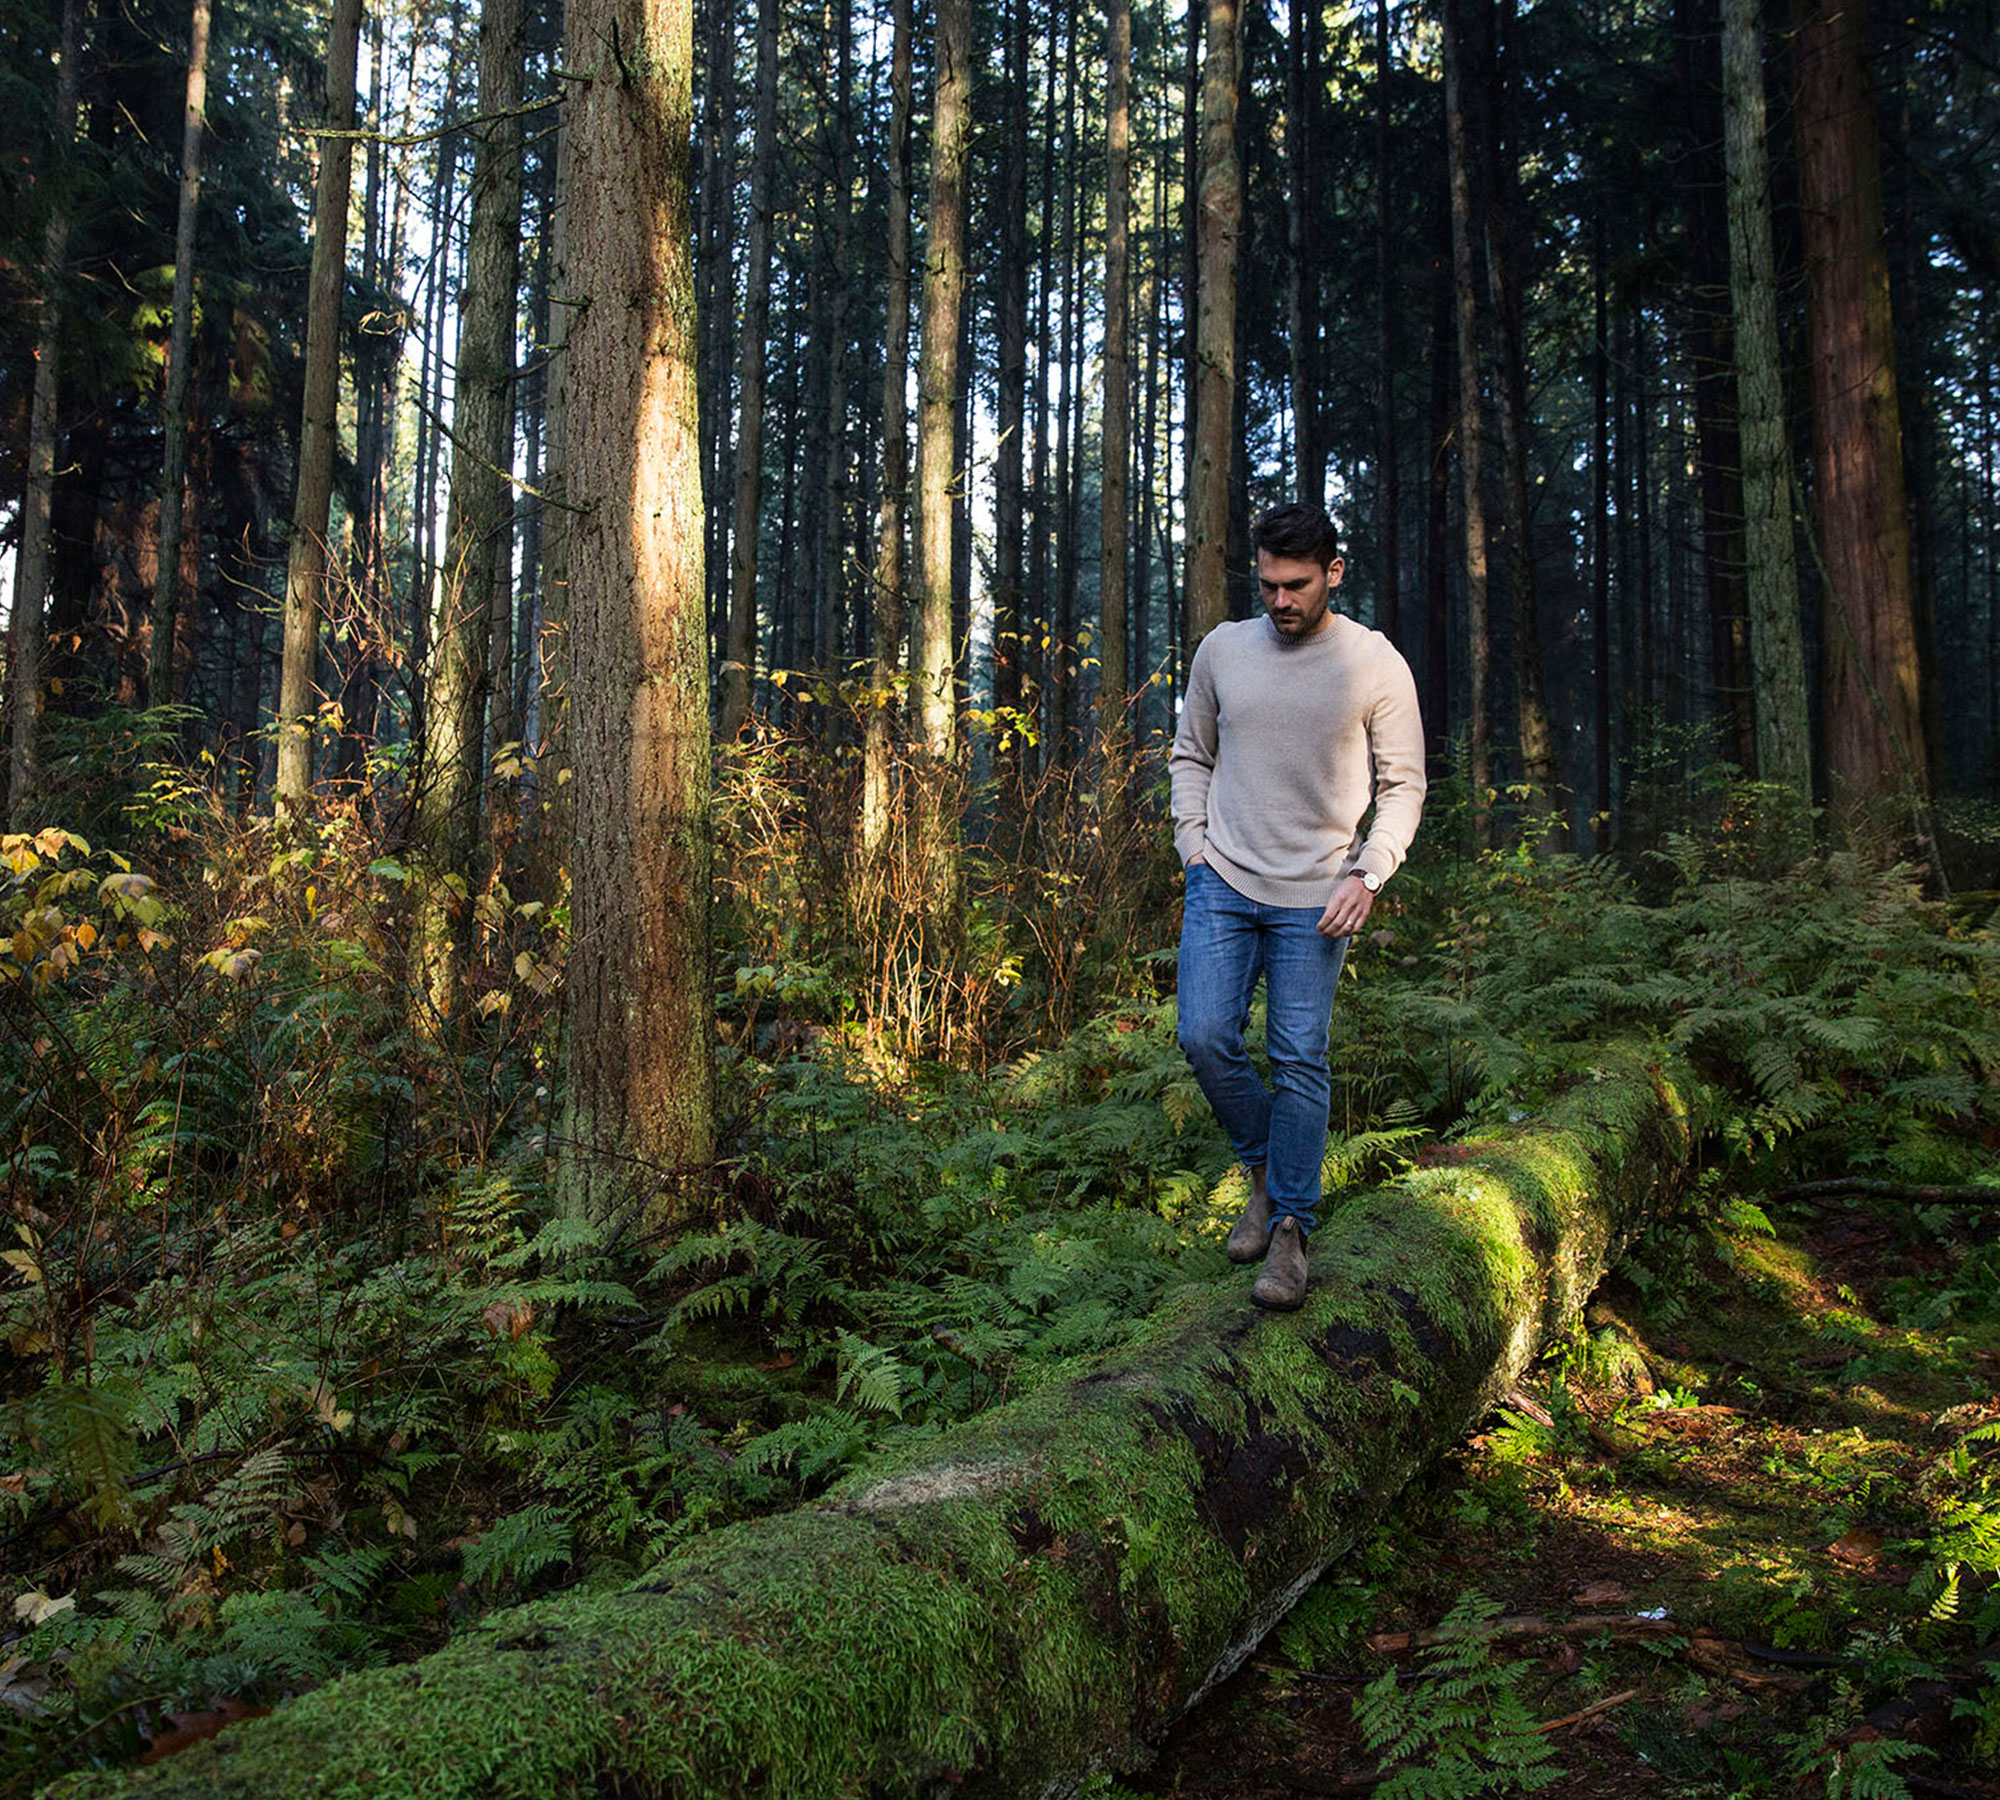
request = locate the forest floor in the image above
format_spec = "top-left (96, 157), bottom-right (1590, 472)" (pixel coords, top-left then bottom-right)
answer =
top-left (1132, 1187), bottom-right (2000, 1800)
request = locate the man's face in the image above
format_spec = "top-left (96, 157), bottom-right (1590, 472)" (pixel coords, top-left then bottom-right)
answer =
top-left (1257, 549), bottom-right (1345, 639)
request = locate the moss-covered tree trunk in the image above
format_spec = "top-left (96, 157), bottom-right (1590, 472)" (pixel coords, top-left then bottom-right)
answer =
top-left (51, 1049), bottom-right (1697, 1800)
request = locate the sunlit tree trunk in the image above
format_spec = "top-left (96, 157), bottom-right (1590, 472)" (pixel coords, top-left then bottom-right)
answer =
top-left (1097, 0), bottom-right (1131, 809)
top-left (719, 0), bottom-right (779, 742)
top-left (1441, 0), bottom-right (1491, 840)
top-left (1184, 0), bottom-right (1239, 650)
top-left (147, 0), bottom-right (212, 708)
top-left (557, 0), bottom-right (713, 1230)
top-left (5, 0), bottom-right (86, 826)
top-left (275, 0), bottom-right (363, 809)
top-left (911, 0), bottom-right (970, 768)
top-left (1720, 0), bottom-right (1811, 798)
top-left (412, 0), bottom-right (526, 1029)
top-left (1794, 0), bottom-right (1928, 809)
top-left (858, 0), bottom-right (912, 864)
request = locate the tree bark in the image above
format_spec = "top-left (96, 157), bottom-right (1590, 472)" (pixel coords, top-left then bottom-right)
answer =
top-left (274, 0), bottom-right (363, 809)
top-left (147, 0), bottom-right (212, 709)
top-left (1720, 0), bottom-right (1812, 800)
top-left (1484, 0), bottom-right (1560, 837)
top-left (412, 0), bottom-right (527, 1030)
top-left (1185, 0), bottom-right (1240, 651)
top-left (858, 0), bottom-right (912, 866)
top-left (5, 0), bottom-right (86, 827)
top-left (911, 0), bottom-right (971, 767)
top-left (990, 0), bottom-right (1029, 750)
top-left (1096, 0), bottom-right (1132, 810)
top-left (554, 0), bottom-right (713, 1229)
top-left (718, 0), bottom-right (780, 742)
top-left (47, 1047), bottom-right (1700, 1800)
top-left (1794, 0), bottom-right (1929, 811)
top-left (1442, 0), bottom-right (1491, 841)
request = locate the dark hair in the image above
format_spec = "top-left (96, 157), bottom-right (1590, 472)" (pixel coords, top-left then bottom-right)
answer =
top-left (1252, 503), bottom-right (1341, 567)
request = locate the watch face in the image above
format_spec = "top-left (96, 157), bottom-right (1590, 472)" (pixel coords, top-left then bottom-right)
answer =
top-left (1360, 871), bottom-right (1382, 892)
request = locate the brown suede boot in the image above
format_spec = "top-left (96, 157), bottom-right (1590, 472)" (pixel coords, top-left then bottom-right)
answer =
top-left (1225, 1165), bottom-right (1272, 1264)
top-left (1251, 1217), bottom-right (1308, 1310)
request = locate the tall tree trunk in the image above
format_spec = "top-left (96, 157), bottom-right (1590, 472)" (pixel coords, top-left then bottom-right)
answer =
top-left (719, 0), bottom-right (780, 741)
top-left (1441, 0), bottom-right (1491, 840)
top-left (1184, 0), bottom-right (1239, 650)
top-left (557, 0), bottom-right (713, 1229)
top-left (1794, 0), bottom-right (1928, 810)
top-left (1423, 246), bottom-right (1453, 767)
top-left (1484, 0), bottom-right (1560, 834)
top-left (815, 0), bottom-right (853, 680)
top-left (5, 0), bottom-right (86, 825)
top-left (1592, 214), bottom-right (1614, 847)
top-left (859, 0), bottom-right (912, 864)
top-left (1052, 8), bottom-right (1080, 762)
top-left (911, 0), bottom-right (971, 765)
top-left (1097, 0), bottom-right (1131, 804)
top-left (696, 0), bottom-right (735, 659)
top-left (413, 0), bottom-right (526, 1029)
top-left (275, 0), bottom-right (364, 809)
top-left (991, 0), bottom-right (1029, 750)
top-left (1374, 0), bottom-right (1399, 643)
top-left (1720, 0), bottom-right (1811, 798)
top-left (147, 0), bottom-right (212, 708)
top-left (1285, 0), bottom-right (1314, 508)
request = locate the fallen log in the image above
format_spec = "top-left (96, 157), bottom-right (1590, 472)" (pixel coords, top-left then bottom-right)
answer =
top-left (47, 1045), bottom-right (1701, 1800)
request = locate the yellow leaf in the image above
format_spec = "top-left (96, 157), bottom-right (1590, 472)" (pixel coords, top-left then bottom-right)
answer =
top-left (137, 928), bottom-right (173, 954)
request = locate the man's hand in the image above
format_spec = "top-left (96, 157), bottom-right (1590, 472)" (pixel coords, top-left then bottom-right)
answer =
top-left (1186, 853), bottom-right (1209, 869)
top-left (1317, 874), bottom-right (1376, 939)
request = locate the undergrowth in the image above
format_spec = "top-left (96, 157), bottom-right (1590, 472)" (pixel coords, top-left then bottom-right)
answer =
top-left (1, 752), bottom-right (1996, 1790)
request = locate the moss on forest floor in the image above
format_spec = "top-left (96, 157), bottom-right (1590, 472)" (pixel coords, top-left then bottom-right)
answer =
top-left (1126, 1185), bottom-right (2000, 1799)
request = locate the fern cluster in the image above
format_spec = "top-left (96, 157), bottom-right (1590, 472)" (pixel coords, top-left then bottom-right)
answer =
top-left (1353, 1590), bottom-right (1561, 1798)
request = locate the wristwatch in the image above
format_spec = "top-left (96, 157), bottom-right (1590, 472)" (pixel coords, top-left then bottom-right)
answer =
top-left (1355, 869), bottom-right (1383, 893)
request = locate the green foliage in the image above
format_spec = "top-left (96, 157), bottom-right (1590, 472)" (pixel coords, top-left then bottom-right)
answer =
top-left (1353, 1591), bottom-right (1561, 1798)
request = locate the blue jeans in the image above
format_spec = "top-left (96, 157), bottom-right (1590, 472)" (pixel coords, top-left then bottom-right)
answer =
top-left (1177, 862), bottom-right (1348, 1236)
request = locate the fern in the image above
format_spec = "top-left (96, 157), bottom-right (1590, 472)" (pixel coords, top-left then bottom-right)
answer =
top-left (1354, 1591), bottom-right (1561, 1799)
top-left (460, 1503), bottom-right (573, 1592)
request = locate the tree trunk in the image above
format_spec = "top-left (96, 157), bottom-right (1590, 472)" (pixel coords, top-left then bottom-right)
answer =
top-left (910, 0), bottom-right (971, 768)
top-left (412, 0), bottom-right (527, 1030)
top-left (1720, 0), bottom-right (1811, 799)
top-left (719, 0), bottom-right (780, 742)
top-left (1794, 0), bottom-right (1929, 811)
top-left (1374, 0), bottom-right (1399, 644)
top-left (274, 0), bottom-right (363, 809)
top-left (1096, 0), bottom-right (1131, 808)
top-left (1184, 0), bottom-right (1239, 651)
top-left (1285, 0), bottom-right (1314, 509)
top-left (859, 0), bottom-right (912, 866)
top-left (990, 0), bottom-right (1029, 750)
top-left (1592, 215), bottom-right (1614, 847)
top-left (1441, 0), bottom-right (1491, 841)
top-left (555, 0), bottom-right (713, 1231)
top-left (1484, 0), bottom-right (1560, 836)
top-left (147, 0), bottom-right (212, 708)
top-left (5, 0), bottom-right (86, 827)
top-left (53, 1047), bottom-right (1700, 1800)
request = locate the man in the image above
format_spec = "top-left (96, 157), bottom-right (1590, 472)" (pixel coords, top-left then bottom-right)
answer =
top-left (1170, 503), bottom-right (1426, 1310)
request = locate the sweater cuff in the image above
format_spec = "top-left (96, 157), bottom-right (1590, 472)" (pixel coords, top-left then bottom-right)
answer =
top-left (1175, 824), bottom-right (1208, 866)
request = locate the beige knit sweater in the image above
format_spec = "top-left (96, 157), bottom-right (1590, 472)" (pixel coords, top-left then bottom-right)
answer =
top-left (1169, 613), bottom-right (1427, 908)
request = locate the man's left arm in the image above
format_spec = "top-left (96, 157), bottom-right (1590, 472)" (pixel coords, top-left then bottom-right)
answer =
top-left (1316, 647), bottom-right (1428, 939)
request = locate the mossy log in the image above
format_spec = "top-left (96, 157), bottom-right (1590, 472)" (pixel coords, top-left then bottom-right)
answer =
top-left (49, 1046), bottom-right (1700, 1800)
